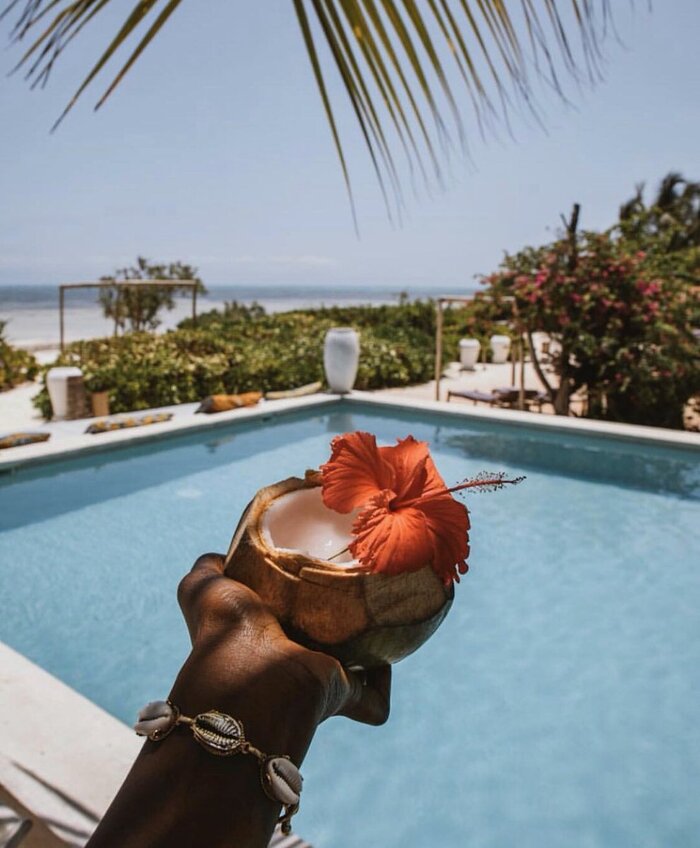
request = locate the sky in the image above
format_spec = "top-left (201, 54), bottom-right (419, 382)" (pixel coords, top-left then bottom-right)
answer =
top-left (1, 1), bottom-right (699, 291)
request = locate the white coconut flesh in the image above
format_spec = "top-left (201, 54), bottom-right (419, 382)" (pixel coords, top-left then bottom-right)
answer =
top-left (260, 487), bottom-right (360, 567)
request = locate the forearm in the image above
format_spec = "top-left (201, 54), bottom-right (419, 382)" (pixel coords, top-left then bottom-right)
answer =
top-left (87, 649), bottom-right (321, 848)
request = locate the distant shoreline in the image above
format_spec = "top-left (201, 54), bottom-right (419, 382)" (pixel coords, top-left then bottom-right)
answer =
top-left (1, 283), bottom-right (478, 349)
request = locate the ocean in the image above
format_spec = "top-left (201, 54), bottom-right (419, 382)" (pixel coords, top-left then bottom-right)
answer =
top-left (0, 283), bottom-right (472, 349)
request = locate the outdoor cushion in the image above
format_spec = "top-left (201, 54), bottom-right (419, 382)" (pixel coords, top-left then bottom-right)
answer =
top-left (265, 381), bottom-right (322, 400)
top-left (85, 412), bottom-right (173, 434)
top-left (0, 432), bottom-right (50, 450)
top-left (196, 392), bottom-right (262, 414)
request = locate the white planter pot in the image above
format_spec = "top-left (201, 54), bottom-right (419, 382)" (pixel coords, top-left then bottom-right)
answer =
top-left (459, 338), bottom-right (480, 370)
top-left (46, 366), bottom-right (83, 420)
top-left (324, 327), bottom-right (360, 394)
top-left (490, 334), bottom-right (511, 364)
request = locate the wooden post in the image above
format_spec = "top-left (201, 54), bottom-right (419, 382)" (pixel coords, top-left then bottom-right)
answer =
top-left (59, 286), bottom-right (65, 353)
top-left (519, 335), bottom-right (526, 410)
top-left (434, 299), bottom-right (444, 401)
top-left (113, 285), bottom-right (121, 337)
top-left (192, 283), bottom-right (197, 325)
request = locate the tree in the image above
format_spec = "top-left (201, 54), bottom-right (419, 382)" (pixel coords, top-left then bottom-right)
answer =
top-left (618, 172), bottom-right (700, 282)
top-left (482, 215), bottom-right (700, 429)
top-left (99, 257), bottom-right (206, 333)
top-left (4, 2), bottom-right (635, 219)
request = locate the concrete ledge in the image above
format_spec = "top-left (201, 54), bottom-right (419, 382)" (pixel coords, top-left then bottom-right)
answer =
top-left (0, 642), bottom-right (141, 845)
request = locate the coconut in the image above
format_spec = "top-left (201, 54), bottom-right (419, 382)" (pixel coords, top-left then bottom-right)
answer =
top-left (224, 470), bottom-right (453, 668)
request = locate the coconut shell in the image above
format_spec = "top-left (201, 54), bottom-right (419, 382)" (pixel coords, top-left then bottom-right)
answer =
top-left (224, 472), bottom-right (453, 668)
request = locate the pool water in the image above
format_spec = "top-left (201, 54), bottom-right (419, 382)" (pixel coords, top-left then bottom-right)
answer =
top-left (1, 402), bottom-right (699, 848)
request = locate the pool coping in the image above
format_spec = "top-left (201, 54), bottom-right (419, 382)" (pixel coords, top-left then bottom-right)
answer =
top-left (354, 392), bottom-right (700, 450)
top-left (0, 640), bottom-right (142, 843)
top-left (1, 389), bottom-right (698, 474)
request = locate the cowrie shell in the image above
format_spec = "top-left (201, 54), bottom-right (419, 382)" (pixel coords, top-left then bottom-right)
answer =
top-left (262, 756), bottom-right (303, 807)
top-left (192, 711), bottom-right (245, 756)
top-left (134, 700), bottom-right (177, 740)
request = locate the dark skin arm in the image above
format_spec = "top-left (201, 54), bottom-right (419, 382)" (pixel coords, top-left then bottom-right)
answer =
top-left (86, 553), bottom-right (391, 848)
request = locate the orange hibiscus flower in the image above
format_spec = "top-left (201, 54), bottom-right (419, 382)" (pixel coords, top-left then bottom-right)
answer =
top-left (321, 431), bottom-right (474, 585)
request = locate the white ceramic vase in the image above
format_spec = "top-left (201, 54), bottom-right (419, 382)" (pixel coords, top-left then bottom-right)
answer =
top-left (490, 334), bottom-right (511, 364)
top-left (46, 366), bottom-right (83, 420)
top-left (459, 338), bottom-right (480, 370)
top-left (324, 327), bottom-right (360, 394)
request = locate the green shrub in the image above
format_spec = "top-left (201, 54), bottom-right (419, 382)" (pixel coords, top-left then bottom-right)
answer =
top-left (0, 320), bottom-right (39, 391)
top-left (33, 301), bottom-right (446, 418)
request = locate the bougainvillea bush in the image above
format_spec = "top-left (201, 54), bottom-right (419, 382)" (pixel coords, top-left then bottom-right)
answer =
top-left (482, 230), bottom-right (700, 428)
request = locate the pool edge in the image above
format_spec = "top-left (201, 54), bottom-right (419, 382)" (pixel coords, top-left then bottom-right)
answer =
top-left (352, 391), bottom-right (700, 451)
top-left (2, 390), bottom-right (698, 475)
top-left (0, 394), bottom-right (341, 474)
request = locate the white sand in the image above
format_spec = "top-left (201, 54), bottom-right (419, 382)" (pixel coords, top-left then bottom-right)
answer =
top-left (0, 382), bottom-right (45, 432)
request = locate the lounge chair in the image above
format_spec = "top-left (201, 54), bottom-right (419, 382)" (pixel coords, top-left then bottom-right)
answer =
top-left (0, 799), bottom-right (32, 848)
top-left (447, 386), bottom-right (548, 411)
top-left (446, 389), bottom-right (499, 405)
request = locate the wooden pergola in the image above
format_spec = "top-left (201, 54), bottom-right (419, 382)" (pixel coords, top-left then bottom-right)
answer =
top-left (434, 294), bottom-right (529, 408)
top-left (59, 279), bottom-right (199, 352)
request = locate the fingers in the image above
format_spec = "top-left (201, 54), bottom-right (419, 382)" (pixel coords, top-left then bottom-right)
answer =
top-left (336, 664), bottom-right (392, 726)
top-left (178, 555), bottom-right (393, 728)
top-left (177, 553), bottom-right (225, 612)
top-left (178, 553), bottom-right (277, 644)
top-left (177, 553), bottom-right (226, 638)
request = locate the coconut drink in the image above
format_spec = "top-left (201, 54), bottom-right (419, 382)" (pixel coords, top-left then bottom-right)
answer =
top-left (225, 431), bottom-right (521, 668)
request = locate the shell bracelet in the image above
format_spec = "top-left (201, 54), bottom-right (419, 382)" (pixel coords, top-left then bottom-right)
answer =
top-left (134, 700), bottom-right (303, 834)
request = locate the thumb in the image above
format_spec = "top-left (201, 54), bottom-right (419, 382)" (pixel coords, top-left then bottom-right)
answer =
top-left (336, 665), bottom-right (392, 726)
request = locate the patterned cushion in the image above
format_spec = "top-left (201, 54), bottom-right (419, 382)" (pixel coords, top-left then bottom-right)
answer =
top-left (85, 412), bottom-right (173, 434)
top-left (0, 431), bottom-right (51, 450)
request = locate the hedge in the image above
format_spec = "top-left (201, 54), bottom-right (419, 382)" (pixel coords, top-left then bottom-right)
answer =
top-left (1, 321), bottom-right (38, 391)
top-left (34, 300), bottom-right (472, 418)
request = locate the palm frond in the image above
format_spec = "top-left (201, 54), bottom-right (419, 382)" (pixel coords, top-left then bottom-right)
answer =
top-left (3, 0), bottom-right (631, 217)
top-left (296, 0), bottom-right (622, 213)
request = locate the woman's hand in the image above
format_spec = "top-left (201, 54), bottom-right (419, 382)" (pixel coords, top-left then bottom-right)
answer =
top-left (174, 552), bottom-right (391, 740)
top-left (87, 554), bottom-right (391, 848)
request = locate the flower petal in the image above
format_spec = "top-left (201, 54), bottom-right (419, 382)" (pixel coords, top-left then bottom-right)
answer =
top-left (321, 431), bottom-right (395, 514)
top-left (416, 494), bottom-right (470, 584)
top-left (378, 435), bottom-right (429, 502)
top-left (379, 435), bottom-right (448, 501)
top-left (422, 455), bottom-right (449, 497)
top-left (350, 492), bottom-right (435, 576)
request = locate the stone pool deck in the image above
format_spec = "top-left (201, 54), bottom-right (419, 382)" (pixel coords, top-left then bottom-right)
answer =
top-left (0, 642), bottom-right (141, 846)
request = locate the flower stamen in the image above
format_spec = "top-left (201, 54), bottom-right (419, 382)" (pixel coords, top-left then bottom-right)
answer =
top-left (401, 475), bottom-right (525, 509)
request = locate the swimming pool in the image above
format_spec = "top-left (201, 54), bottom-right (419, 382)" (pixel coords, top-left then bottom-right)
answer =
top-left (1, 400), bottom-right (699, 847)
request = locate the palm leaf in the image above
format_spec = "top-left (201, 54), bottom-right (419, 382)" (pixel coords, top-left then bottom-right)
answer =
top-left (3, 0), bottom-right (629, 215)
